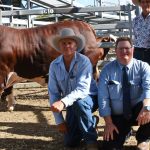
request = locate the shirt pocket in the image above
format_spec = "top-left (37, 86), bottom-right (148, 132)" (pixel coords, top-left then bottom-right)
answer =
top-left (108, 80), bottom-right (121, 100)
top-left (130, 80), bottom-right (142, 100)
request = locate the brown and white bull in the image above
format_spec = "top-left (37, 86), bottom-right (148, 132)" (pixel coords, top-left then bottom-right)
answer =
top-left (0, 20), bottom-right (113, 111)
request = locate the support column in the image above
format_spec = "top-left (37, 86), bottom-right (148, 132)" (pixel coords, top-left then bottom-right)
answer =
top-left (27, 0), bottom-right (31, 28)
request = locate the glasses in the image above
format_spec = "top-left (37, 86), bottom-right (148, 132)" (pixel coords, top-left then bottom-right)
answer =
top-left (116, 47), bottom-right (132, 51)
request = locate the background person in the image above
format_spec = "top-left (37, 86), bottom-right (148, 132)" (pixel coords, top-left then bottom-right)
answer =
top-left (48, 28), bottom-right (99, 150)
top-left (132, 0), bottom-right (150, 64)
top-left (98, 37), bottom-right (150, 150)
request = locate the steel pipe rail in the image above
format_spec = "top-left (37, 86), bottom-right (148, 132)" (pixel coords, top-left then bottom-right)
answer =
top-left (1, 5), bottom-right (136, 16)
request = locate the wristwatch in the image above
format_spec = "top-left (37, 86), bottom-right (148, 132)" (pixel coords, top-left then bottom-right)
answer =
top-left (144, 106), bottom-right (150, 111)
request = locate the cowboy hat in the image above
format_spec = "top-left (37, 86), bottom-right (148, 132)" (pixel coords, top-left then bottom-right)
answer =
top-left (132, 0), bottom-right (140, 5)
top-left (50, 28), bottom-right (85, 52)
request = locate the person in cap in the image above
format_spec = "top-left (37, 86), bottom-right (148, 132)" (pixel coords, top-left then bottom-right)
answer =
top-left (98, 37), bottom-right (150, 150)
top-left (48, 28), bottom-right (99, 150)
top-left (132, 0), bottom-right (150, 64)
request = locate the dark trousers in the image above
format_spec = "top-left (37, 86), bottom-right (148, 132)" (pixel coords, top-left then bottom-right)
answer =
top-left (134, 47), bottom-right (150, 65)
top-left (103, 102), bottom-right (150, 150)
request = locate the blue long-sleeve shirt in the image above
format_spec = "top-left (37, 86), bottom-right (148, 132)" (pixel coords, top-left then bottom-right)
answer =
top-left (48, 52), bottom-right (98, 124)
top-left (98, 58), bottom-right (150, 117)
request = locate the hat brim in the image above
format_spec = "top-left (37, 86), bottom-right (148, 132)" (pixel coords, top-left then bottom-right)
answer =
top-left (50, 35), bottom-right (85, 52)
top-left (132, 0), bottom-right (140, 5)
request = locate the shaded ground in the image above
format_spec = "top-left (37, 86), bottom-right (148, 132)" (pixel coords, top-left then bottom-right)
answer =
top-left (0, 85), bottom-right (138, 150)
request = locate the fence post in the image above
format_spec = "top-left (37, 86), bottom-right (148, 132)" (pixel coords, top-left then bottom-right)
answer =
top-left (27, 0), bottom-right (31, 28)
top-left (135, 6), bottom-right (141, 16)
top-left (128, 4), bottom-right (133, 39)
top-left (10, 5), bottom-right (13, 27)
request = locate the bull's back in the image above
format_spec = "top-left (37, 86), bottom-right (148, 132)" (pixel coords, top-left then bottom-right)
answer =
top-left (0, 21), bottom-right (98, 79)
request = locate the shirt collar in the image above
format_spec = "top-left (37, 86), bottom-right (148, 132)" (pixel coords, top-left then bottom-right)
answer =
top-left (117, 58), bottom-right (134, 70)
top-left (55, 52), bottom-right (77, 63)
top-left (54, 52), bottom-right (78, 72)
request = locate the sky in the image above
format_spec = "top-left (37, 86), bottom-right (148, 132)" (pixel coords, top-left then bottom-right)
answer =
top-left (76, 0), bottom-right (132, 6)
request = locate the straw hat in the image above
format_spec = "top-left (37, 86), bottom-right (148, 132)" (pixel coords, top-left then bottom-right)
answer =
top-left (132, 0), bottom-right (140, 5)
top-left (50, 28), bottom-right (85, 52)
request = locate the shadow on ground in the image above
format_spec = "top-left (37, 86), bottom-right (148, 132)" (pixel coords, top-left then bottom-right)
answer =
top-left (0, 87), bottom-right (138, 150)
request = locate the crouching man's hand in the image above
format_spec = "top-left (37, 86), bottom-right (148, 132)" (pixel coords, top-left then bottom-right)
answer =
top-left (50, 100), bottom-right (65, 113)
top-left (137, 99), bottom-right (150, 125)
top-left (137, 107), bottom-right (150, 125)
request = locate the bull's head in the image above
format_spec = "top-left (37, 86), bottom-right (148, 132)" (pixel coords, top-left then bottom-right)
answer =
top-left (96, 35), bottom-right (116, 60)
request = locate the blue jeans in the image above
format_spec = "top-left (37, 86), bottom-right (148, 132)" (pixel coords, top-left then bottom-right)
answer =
top-left (64, 95), bottom-right (98, 147)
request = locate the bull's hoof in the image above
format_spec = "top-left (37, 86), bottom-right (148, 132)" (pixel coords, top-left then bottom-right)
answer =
top-left (7, 106), bottom-right (14, 112)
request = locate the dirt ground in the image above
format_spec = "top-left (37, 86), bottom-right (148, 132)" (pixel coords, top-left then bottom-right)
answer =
top-left (0, 84), bottom-right (138, 150)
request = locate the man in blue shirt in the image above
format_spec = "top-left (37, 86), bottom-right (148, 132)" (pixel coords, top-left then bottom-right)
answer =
top-left (98, 37), bottom-right (150, 150)
top-left (48, 28), bottom-right (99, 150)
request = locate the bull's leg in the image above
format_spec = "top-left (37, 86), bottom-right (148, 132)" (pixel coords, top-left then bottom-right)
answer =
top-left (2, 86), bottom-right (15, 111)
top-left (1, 91), bottom-right (7, 102)
top-left (7, 90), bottom-right (15, 112)
top-left (1, 86), bottom-right (13, 102)
top-left (93, 66), bottom-right (100, 82)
